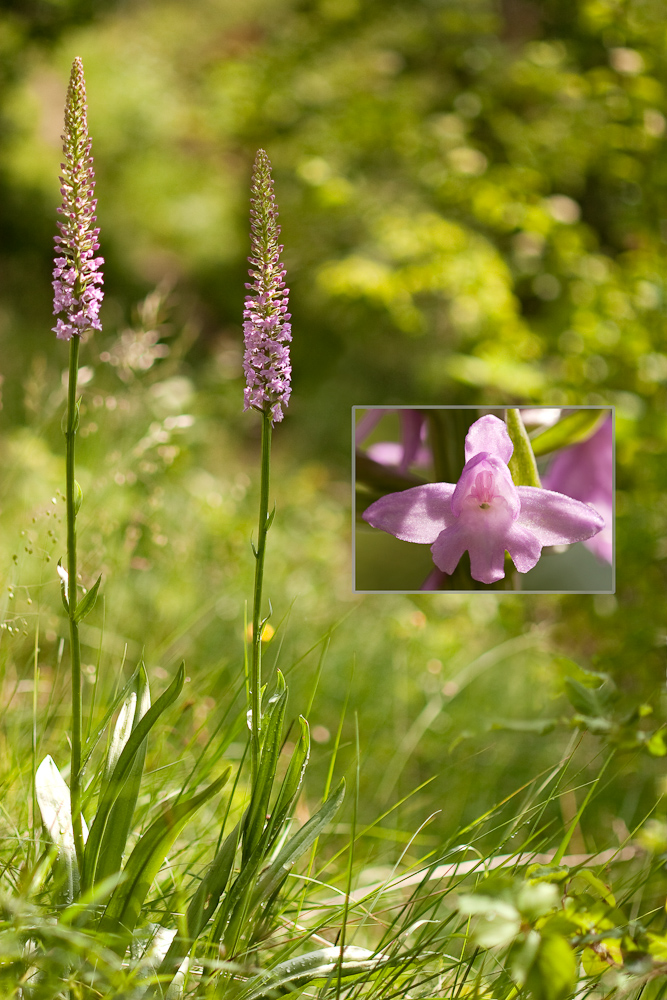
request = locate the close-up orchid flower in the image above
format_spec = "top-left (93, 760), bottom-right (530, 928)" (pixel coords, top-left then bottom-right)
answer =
top-left (361, 413), bottom-right (607, 589)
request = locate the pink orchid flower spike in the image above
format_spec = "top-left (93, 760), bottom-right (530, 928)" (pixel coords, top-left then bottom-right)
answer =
top-left (362, 414), bottom-right (605, 586)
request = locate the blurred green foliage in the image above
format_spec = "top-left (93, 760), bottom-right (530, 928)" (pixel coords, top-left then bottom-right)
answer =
top-left (1, 0), bottom-right (667, 864)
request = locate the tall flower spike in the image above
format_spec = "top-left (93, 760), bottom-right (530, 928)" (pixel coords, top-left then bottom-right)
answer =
top-left (52, 57), bottom-right (103, 341)
top-left (243, 150), bottom-right (292, 424)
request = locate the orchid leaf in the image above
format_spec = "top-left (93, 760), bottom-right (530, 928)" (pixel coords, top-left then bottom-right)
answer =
top-left (249, 779), bottom-right (345, 909)
top-left (95, 663), bottom-right (151, 884)
top-left (73, 573), bottom-right (102, 622)
top-left (530, 409), bottom-right (607, 457)
top-left (83, 662), bottom-right (185, 890)
top-left (242, 676), bottom-right (288, 864)
top-left (99, 767), bottom-right (231, 945)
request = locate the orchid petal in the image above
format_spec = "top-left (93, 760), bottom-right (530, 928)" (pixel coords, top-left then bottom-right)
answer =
top-left (363, 483), bottom-right (456, 543)
top-left (516, 486), bottom-right (605, 545)
top-left (451, 454), bottom-right (520, 518)
top-left (465, 414), bottom-right (513, 464)
top-left (504, 522), bottom-right (543, 573)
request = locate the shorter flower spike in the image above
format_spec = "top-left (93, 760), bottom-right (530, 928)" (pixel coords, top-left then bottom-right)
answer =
top-left (52, 57), bottom-right (103, 341)
top-left (242, 150), bottom-right (292, 424)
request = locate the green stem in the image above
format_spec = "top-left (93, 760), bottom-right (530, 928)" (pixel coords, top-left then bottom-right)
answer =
top-left (250, 409), bottom-right (272, 784)
top-left (65, 334), bottom-right (85, 877)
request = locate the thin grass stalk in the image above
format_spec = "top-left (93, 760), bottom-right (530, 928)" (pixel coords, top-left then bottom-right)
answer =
top-left (250, 409), bottom-right (272, 785)
top-left (65, 333), bottom-right (85, 873)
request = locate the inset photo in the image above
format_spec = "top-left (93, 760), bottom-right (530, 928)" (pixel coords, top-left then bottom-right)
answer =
top-left (354, 406), bottom-right (614, 593)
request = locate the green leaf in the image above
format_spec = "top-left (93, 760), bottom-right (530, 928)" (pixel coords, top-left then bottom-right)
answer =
top-left (249, 779), bottom-right (345, 910)
top-left (73, 478), bottom-right (83, 516)
top-left (83, 662), bottom-right (185, 890)
top-left (95, 664), bottom-right (151, 884)
top-left (267, 716), bottom-right (310, 842)
top-left (526, 934), bottom-right (577, 1000)
top-left (507, 408), bottom-right (541, 487)
top-left (73, 574), bottom-right (102, 622)
top-left (99, 767), bottom-right (231, 944)
top-left (243, 946), bottom-right (390, 1000)
top-left (242, 680), bottom-right (288, 864)
top-left (530, 409), bottom-right (606, 457)
top-left (82, 664), bottom-right (144, 768)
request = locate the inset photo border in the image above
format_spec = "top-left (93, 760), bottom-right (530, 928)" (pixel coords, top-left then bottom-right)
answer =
top-left (353, 406), bottom-right (614, 594)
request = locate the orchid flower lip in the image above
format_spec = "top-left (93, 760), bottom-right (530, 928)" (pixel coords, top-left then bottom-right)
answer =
top-left (357, 410), bottom-right (611, 591)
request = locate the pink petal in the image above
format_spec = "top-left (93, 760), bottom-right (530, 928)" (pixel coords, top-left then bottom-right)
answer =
top-left (465, 414), bottom-right (513, 464)
top-left (516, 486), bottom-right (605, 545)
top-left (362, 483), bottom-right (456, 543)
top-left (431, 494), bottom-right (515, 584)
top-left (504, 521), bottom-right (543, 573)
top-left (451, 454), bottom-right (520, 518)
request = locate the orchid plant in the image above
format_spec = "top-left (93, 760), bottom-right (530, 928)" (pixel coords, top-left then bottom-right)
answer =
top-left (357, 408), bottom-right (611, 590)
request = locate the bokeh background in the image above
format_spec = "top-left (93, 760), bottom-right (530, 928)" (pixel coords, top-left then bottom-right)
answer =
top-left (1, 0), bottom-right (667, 857)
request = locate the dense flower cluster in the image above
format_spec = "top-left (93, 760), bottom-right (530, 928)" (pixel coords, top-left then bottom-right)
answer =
top-left (243, 150), bottom-right (292, 423)
top-left (52, 57), bottom-right (103, 341)
top-left (363, 415), bottom-right (605, 585)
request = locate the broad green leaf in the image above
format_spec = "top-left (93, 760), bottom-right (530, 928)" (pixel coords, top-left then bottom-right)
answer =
top-left (35, 755), bottom-right (89, 904)
top-left (242, 679), bottom-right (288, 864)
top-left (249, 779), bottom-right (345, 910)
top-left (526, 934), bottom-right (577, 1000)
top-left (242, 945), bottom-right (390, 1000)
top-left (83, 662), bottom-right (185, 890)
top-left (530, 409), bottom-right (606, 457)
top-left (99, 767), bottom-right (231, 944)
top-left (95, 664), bottom-right (151, 884)
top-left (507, 408), bottom-right (541, 487)
top-left (73, 573), bottom-right (102, 622)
